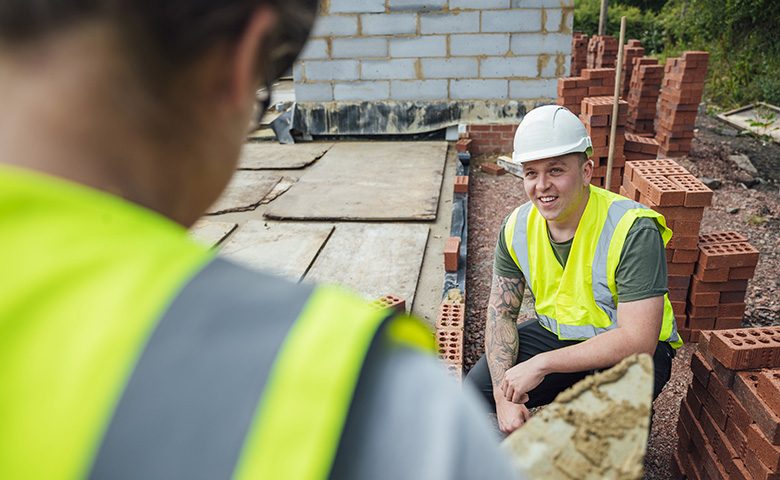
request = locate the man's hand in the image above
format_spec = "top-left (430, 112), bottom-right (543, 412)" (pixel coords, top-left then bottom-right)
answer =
top-left (501, 355), bottom-right (547, 404)
top-left (495, 396), bottom-right (530, 434)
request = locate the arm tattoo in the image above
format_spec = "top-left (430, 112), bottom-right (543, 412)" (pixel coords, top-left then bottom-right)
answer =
top-left (485, 274), bottom-right (524, 388)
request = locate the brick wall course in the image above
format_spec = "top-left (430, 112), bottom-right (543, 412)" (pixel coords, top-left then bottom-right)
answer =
top-left (360, 13), bottom-right (419, 35)
top-left (361, 58), bottom-right (417, 79)
top-left (390, 80), bottom-right (449, 100)
top-left (421, 11), bottom-right (480, 34)
top-left (330, 0), bottom-right (384, 14)
top-left (388, 35), bottom-right (447, 57)
top-left (481, 56), bottom-right (537, 78)
top-left (311, 14), bottom-right (359, 37)
top-left (421, 58), bottom-right (479, 78)
top-left (450, 33), bottom-right (511, 56)
top-left (482, 9), bottom-right (542, 32)
top-left (332, 37), bottom-right (388, 58)
top-left (511, 33), bottom-right (570, 55)
top-left (333, 81), bottom-right (390, 101)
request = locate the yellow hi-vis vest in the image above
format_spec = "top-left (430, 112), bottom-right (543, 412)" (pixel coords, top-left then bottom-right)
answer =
top-left (503, 185), bottom-right (682, 349)
top-left (0, 165), bottom-right (434, 480)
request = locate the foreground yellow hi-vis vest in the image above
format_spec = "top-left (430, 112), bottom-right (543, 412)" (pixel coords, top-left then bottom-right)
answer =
top-left (0, 165), bottom-right (434, 480)
top-left (503, 185), bottom-right (682, 349)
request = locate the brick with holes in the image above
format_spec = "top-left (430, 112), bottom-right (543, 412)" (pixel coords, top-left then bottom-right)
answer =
top-left (710, 328), bottom-right (780, 370)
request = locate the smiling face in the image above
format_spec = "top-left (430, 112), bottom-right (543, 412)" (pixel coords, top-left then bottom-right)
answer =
top-left (522, 153), bottom-right (593, 225)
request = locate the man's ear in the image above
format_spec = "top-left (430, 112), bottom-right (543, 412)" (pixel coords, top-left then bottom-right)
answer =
top-left (229, 6), bottom-right (278, 108)
top-left (582, 157), bottom-right (594, 184)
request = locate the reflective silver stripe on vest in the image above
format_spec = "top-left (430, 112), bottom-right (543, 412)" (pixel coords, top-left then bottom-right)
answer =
top-left (89, 258), bottom-right (315, 480)
top-left (511, 198), bottom-right (663, 340)
top-left (509, 202), bottom-right (535, 291)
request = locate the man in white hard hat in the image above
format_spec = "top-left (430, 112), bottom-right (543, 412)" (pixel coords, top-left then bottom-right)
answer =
top-left (465, 105), bottom-right (682, 434)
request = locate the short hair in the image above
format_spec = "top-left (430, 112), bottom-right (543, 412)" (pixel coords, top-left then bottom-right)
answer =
top-left (0, 1), bottom-right (317, 84)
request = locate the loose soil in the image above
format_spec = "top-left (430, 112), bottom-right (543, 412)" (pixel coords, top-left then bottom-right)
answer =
top-left (464, 113), bottom-right (780, 479)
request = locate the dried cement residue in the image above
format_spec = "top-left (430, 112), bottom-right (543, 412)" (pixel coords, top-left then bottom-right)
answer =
top-left (503, 354), bottom-right (653, 480)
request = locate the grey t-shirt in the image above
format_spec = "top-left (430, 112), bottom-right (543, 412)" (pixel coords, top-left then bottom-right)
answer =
top-left (493, 215), bottom-right (667, 303)
top-left (331, 337), bottom-right (521, 479)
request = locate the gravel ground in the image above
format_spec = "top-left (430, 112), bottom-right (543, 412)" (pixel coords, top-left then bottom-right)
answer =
top-left (464, 113), bottom-right (780, 479)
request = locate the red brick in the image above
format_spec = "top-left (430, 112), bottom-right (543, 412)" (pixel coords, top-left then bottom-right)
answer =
top-left (652, 205), bottom-right (704, 223)
top-left (735, 371), bottom-right (780, 443)
top-left (639, 174), bottom-right (686, 206)
top-left (725, 389), bottom-right (753, 434)
top-left (730, 265), bottom-right (757, 280)
top-left (669, 286), bottom-right (690, 301)
top-left (688, 316), bottom-right (715, 330)
top-left (436, 328), bottom-right (463, 363)
top-left (688, 304), bottom-right (717, 318)
top-left (455, 138), bottom-right (472, 153)
top-left (668, 274), bottom-right (691, 289)
top-left (699, 408), bottom-right (739, 476)
top-left (371, 294), bottom-right (406, 314)
top-left (728, 458), bottom-right (752, 480)
top-left (671, 300), bottom-right (686, 316)
top-left (757, 370), bottom-right (780, 418)
top-left (699, 231), bottom-right (747, 246)
top-left (690, 278), bottom-right (748, 294)
top-left (690, 351), bottom-right (711, 387)
top-left (667, 234), bottom-right (699, 250)
top-left (716, 317), bottom-right (744, 330)
top-left (698, 242), bottom-right (760, 270)
top-left (700, 342), bottom-right (737, 388)
top-left (668, 262), bottom-right (695, 276)
top-left (719, 302), bottom-right (746, 318)
top-left (435, 302), bottom-right (465, 330)
top-left (480, 162), bottom-right (506, 175)
top-left (748, 422), bottom-right (780, 471)
top-left (674, 219), bottom-right (702, 234)
top-left (693, 263), bottom-right (729, 282)
top-left (672, 248), bottom-right (699, 263)
top-left (745, 446), bottom-right (780, 480)
top-left (668, 174), bottom-right (713, 207)
top-left (719, 290), bottom-right (747, 304)
top-left (689, 291), bottom-right (719, 307)
top-left (454, 175), bottom-right (469, 194)
top-left (726, 415), bottom-right (749, 454)
top-left (444, 236), bottom-right (460, 272)
top-left (711, 328), bottom-right (780, 370)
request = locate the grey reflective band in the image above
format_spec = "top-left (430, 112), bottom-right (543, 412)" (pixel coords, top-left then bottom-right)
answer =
top-left (510, 202), bottom-right (534, 291)
top-left (89, 258), bottom-right (315, 480)
top-left (537, 313), bottom-right (618, 338)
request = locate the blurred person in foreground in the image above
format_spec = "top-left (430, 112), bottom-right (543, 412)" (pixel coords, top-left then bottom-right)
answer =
top-left (0, 1), bottom-right (518, 478)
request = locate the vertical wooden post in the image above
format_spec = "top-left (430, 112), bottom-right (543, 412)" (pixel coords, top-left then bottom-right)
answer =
top-left (598, 0), bottom-right (609, 36)
top-left (605, 16), bottom-right (626, 192)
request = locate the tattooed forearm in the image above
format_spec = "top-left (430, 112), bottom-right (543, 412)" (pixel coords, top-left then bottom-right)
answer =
top-left (485, 274), bottom-right (524, 389)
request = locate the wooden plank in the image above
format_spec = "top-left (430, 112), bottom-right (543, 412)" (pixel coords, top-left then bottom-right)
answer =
top-left (304, 223), bottom-right (430, 306)
top-left (219, 221), bottom-right (334, 282)
top-left (189, 220), bottom-right (237, 247)
top-left (718, 102), bottom-right (780, 144)
top-left (264, 141), bottom-right (447, 221)
top-left (238, 142), bottom-right (333, 170)
top-left (206, 171), bottom-right (282, 214)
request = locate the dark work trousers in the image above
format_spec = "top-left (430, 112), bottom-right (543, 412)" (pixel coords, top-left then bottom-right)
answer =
top-left (465, 318), bottom-right (675, 411)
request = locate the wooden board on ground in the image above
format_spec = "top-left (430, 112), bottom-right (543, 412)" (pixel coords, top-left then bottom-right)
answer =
top-left (189, 220), bottom-right (237, 247)
top-left (718, 102), bottom-right (780, 144)
top-left (206, 171), bottom-right (282, 214)
top-left (238, 142), bottom-right (333, 170)
top-left (219, 221), bottom-right (333, 282)
top-left (264, 141), bottom-right (447, 221)
top-left (304, 223), bottom-right (430, 305)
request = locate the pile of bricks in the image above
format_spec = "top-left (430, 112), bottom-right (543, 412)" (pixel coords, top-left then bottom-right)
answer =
top-left (621, 159), bottom-right (714, 320)
top-left (465, 124), bottom-right (517, 155)
top-left (557, 68), bottom-right (616, 116)
top-left (580, 96), bottom-right (627, 192)
top-left (570, 32), bottom-right (589, 77)
top-left (370, 294), bottom-right (406, 314)
top-left (620, 40), bottom-right (645, 99)
top-left (626, 57), bottom-right (663, 135)
top-left (435, 302), bottom-right (465, 380)
top-left (624, 133), bottom-right (660, 161)
top-left (684, 232), bottom-right (760, 341)
top-left (655, 51), bottom-right (709, 157)
top-left (586, 35), bottom-right (617, 69)
top-left (674, 327), bottom-right (780, 479)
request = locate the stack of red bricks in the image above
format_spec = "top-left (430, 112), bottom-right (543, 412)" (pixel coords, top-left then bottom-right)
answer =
top-left (674, 327), bottom-right (780, 479)
top-left (624, 133), bottom-right (660, 161)
top-left (684, 232), bottom-right (760, 341)
top-left (621, 159), bottom-right (713, 321)
top-left (465, 124), bottom-right (516, 155)
top-left (620, 40), bottom-right (645, 98)
top-left (655, 51), bottom-right (709, 157)
top-left (626, 57), bottom-right (663, 135)
top-left (557, 68), bottom-right (616, 116)
top-left (580, 96), bottom-right (627, 192)
top-left (435, 302), bottom-right (465, 381)
top-left (570, 32), bottom-right (589, 77)
top-left (586, 35), bottom-right (617, 69)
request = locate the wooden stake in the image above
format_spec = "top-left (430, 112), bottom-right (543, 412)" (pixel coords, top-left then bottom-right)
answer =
top-left (598, 0), bottom-right (609, 36)
top-left (605, 16), bottom-right (626, 192)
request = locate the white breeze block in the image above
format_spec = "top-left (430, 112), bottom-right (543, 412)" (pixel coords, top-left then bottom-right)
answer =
top-left (450, 79), bottom-right (509, 99)
top-left (311, 15), bottom-right (359, 37)
top-left (294, 82), bottom-right (334, 102)
top-left (420, 58), bottom-right (479, 78)
top-left (361, 59), bottom-right (417, 80)
top-left (450, 34), bottom-right (510, 56)
top-left (420, 11), bottom-right (480, 34)
top-left (360, 13), bottom-right (418, 35)
top-left (389, 35), bottom-right (447, 57)
top-left (481, 9), bottom-right (542, 33)
top-left (334, 81), bottom-right (390, 101)
top-left (330, 0), bottom-right (384, 13)
top-left (480, 56), bottom-right (538, 78)
top-left (509, 79), bottom-right (557, 98)
top-left (390, 80), bottom-right (449, 100)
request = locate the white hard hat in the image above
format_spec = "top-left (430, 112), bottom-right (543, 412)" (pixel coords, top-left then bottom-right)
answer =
top-left (511, 105), bottom-right (593, 164)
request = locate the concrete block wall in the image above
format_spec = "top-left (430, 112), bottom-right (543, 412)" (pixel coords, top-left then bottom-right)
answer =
top-left (294, 0), bottom-right (574, 121)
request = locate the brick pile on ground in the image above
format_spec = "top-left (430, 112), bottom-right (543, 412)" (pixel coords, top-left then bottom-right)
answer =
top-left (586, 35), bottom-right (617, 69)
top-left (570, 32), bottom-right (589, 77)
top-left (684, 232), bottom-right (760, 342)
top-left (655, 51), bottom-right (709, 157)
top-left (556, 68), bottom-right (616, 115)
top-left (466, 124), bottom-right (516, 155)
top-left (580, 96), bottom-right (627, 192)
top-left (626, 57), bottom-right (663, 135)
top-left (435, 302), bottom-right (465, 381)
top-left (621, 159), bottom-right (714, 323)
top-left (624, 133), bottom-right (660, 161)
top-left (620, 40), bottom-right (645, 98)
top-left (674, 327), bottom-right (780, 479)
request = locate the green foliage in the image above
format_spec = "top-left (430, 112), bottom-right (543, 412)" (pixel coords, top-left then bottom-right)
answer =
top-left (573, 0), bottom-right (780, 108)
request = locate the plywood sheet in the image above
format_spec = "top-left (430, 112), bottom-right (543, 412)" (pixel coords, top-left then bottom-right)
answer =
top-left (264, 141), bottom-right (447, 220)
top-left (219, 221), bottom-right (333, 281)
top-left (304, 223), bottom-right (429, 305)
top-left (206, 171), bottom-right (282, 214)
top-left (718, 102), bottom-right (780, 143)
top-left (238, 142), bottom-right (333, 170)
top-left (189, 220), bottom-right (237, 247)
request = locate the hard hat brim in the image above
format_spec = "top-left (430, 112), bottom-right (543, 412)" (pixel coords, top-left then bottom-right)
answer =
top-left (511, 137), bottom-right (593, 164)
